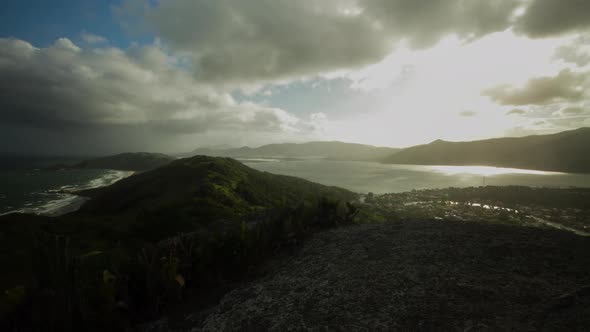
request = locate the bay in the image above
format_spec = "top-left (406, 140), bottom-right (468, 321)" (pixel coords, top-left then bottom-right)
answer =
top-left (245, 159), bottom-right (590, 194)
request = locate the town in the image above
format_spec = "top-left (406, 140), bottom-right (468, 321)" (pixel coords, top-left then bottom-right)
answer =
top-left (365, 186), bottom-right (590, 236)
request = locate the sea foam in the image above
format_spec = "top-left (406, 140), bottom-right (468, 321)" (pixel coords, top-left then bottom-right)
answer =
top-left (0, 170), bottom-right (133, 217)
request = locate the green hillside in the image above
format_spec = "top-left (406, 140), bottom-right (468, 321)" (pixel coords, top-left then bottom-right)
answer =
top-left (0, 156), bottom-right (358, 330)
top-left (76, 155), bottom-right (355, 239)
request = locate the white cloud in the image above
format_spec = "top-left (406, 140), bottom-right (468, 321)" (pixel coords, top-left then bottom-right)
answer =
top-left (54, 38), bottom-right (81, 52)
top-left (483, 69), bottom-right (588, 106)
top-left (80, 32), bottom-right (108, 44)
top-left (553, 35), bottom-right (590, 68)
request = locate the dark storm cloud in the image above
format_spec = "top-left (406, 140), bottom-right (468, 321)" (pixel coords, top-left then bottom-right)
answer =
top-left (482, 69), bottom-right (587, 106)
top-left (363, 0), bottom-right (519, 48)
top-left (0, 37), bottom-right (301, 154)
top-left (517, 0), bottom-right (590, 37)
top-left (117, 0), bottom-right (520, 83)
top-left (0, 38), bottom-right (297, 134)
top-left (0, 38), bottom-right (133, 130)
top-left (117, 0), bottom-right (392, 83)
top-left (116, 0), bottom-right (590, 84)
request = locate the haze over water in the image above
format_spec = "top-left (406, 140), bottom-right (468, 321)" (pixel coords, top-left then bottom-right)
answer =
top-left (245, 160), bottom-right (590, 194)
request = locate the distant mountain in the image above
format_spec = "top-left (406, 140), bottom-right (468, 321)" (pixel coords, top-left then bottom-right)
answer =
top-left (183, 141), bottom-right (400, 161)
top-left (384, 127), bottom-right (590, 173)
top-left (47, 152), bottom-right (175, 171)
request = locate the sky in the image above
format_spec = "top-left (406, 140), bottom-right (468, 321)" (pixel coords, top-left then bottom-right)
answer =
top-left (1, 0), bottom-right (590, 155)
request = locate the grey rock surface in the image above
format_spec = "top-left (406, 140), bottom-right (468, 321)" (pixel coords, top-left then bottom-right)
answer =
top-left (150, 220), bottom-right (590, 331)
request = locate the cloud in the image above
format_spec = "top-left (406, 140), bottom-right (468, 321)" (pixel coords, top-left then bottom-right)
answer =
top-left (117, 0), bottom-right (519, 84)
top-left (114, 0), bottom-right (590, 86)
top-left (553, 35), bottom-right (590, 67)
top-left (482, 69), bottom-right (587, 105)
top-left (459, 111), bottom-right (477, 117)
top-left (0, 38), bottom-right (300, 153)
top-left (80, 32), bottom-right (108, 44)
top-left (54, 37), bottom-right (81, 52)
top-left (117, 0), bottom-right (392, 84)
top-left (363, 0), bottom-right (519, 48)
top-left (550, 106), bottom-right (590, 119)
top-left (560, 107), bottom-right (586, 115)
top-left (6, 1), bottom-right (590, 153)
top-left (517, 0), bottom-right (590, 37)
top-left (307, 112), bottom-right (329, 133)
top-left (506, 109), bottom-right (528, 115)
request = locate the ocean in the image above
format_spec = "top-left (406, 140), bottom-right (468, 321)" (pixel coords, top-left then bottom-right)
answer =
top-left (0, 156), bottom-right (132, 216)
top-left (244, 159), bottom-right (590, 194)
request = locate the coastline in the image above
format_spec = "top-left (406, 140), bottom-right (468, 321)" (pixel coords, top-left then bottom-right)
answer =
top-left (0, 170), bottom-right (135, 217)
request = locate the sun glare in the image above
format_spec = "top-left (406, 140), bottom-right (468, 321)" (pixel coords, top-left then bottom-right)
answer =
top-left (429, 165), bottom-right (562, 176)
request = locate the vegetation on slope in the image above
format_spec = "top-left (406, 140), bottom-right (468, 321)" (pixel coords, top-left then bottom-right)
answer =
top-left (0, 156), bottom-right (359, 331)
top-left (77, 156), bottom-right (355, 239)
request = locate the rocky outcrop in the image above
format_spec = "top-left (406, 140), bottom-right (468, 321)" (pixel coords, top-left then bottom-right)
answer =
top-left (153, 219), bottom-right (590, 331)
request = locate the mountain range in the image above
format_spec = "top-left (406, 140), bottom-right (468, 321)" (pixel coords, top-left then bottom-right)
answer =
top-left (39, 127), bottom-right (590, 173)
top-left (181, 128), bottom-right (590, 173)
top-left (182, 141), bottom-right (400, 162)
top-left (383, 127), bottom-right (590, 173)
top-left (46, 152), bottom-right (176, 171)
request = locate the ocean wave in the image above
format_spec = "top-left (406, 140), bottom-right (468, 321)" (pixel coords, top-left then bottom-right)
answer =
top-left (84, 170), bottom-right (133, 190)
top-left (5, 194), bottom-right (90, 217)
top-left (0, 170), bottom-right (134, 217)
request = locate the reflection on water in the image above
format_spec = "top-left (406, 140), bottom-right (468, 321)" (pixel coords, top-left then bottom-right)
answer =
top-left (245, 160), bottom-right (590, 194)
top-left (428, 165), bottom-right (562, 176)
top-left (237, 158), bottom-right (281, 163)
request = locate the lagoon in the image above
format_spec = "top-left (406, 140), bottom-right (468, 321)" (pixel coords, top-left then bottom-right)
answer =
top-left (245, 159), bottom-right (590, 194)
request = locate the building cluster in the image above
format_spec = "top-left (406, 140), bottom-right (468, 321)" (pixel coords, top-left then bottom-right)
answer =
top-left (365, 188), bottom-right (590, 234)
